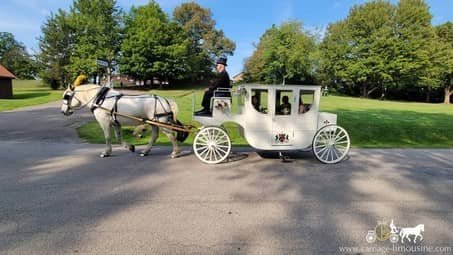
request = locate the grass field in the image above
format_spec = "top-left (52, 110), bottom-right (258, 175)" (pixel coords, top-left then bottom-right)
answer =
top-left (0, 80), bottom-right (62, 111)
top-left (77, 87), bottom-right (453, 148)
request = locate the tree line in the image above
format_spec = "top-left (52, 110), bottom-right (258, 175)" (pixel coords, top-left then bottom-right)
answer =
top-left (37, 0), bottom-right (235, 89)
top-left (244, 0), bottom-right (452, 104)
top-left (0, 32), bottom-right (37, 79)
top-left (0, 0), bottom-right (451, 104)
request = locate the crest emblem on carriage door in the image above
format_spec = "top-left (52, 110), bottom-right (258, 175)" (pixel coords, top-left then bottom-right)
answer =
top-left (275, 133), bottom-right (289, 143)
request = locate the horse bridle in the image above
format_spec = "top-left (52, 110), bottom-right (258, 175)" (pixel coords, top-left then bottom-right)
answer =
top-left (63, 87), bottom-right (98, 112)
top-left (62, 90), bottom-right (77, 113)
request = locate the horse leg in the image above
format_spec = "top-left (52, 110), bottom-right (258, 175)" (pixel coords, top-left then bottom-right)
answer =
top-left (140, 125), bottom-right (159, 157)
top-left (99, 120), bottom-right (112, 158)
top-left (133, 124), bottom-right (148, 138)
top-left (112, 122), bottom-right (135, 152)
top-left (162, 128), bottom-right (180, 158)
top-left (414, 233), bottom-right (422, 243)
top-left (93, 110), bottom-right (113, 157)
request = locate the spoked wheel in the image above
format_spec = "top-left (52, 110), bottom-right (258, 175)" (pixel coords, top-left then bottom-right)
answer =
top-left (312, 124), bottom-right (350, 164)
top-left (193, 126), bottom-right (231, 164)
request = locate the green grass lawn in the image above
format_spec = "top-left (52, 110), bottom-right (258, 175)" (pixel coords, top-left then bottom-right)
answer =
top-left (77, 87), bottom-right (453, 148)
top-left (0, 80), bottom-right (62, 111)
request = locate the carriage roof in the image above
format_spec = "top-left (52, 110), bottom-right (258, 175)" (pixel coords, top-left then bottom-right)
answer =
top-left (239, 84), bottom-right (322, 91)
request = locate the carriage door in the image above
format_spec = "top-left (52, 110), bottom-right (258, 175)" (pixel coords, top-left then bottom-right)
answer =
top-left (271, 89), bottom-right (295, 146)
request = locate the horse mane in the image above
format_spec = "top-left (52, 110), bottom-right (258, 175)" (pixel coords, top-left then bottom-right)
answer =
top-left (75, 84), bottom-right (100, 91)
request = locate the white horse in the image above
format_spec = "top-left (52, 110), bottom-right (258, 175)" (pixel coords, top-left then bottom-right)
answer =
top-left (61, 84), bottom-right (188, 158)
top-left (400, 224), bottom-right (424, 243)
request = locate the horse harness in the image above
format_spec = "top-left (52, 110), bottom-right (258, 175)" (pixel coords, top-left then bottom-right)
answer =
top-left (90, 87), bottom-right (174, 125)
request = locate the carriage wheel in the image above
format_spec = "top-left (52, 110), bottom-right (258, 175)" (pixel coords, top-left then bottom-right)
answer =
top-left (312, 124), bottom-right (350, 164)
top-left (193, 126), bottom-right (231, 164)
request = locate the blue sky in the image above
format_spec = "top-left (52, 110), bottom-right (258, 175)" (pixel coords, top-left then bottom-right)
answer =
top-left (1, 0), bottom-right (451, 76)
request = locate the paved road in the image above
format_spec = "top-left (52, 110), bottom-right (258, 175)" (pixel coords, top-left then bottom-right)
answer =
top-left (0, 102), bottom-right (452, 254)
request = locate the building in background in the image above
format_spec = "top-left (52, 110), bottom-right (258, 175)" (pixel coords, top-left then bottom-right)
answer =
top-left (0, 64), bottom-right (15, 99)
top-left (232, 72), bottom-right (244, 84)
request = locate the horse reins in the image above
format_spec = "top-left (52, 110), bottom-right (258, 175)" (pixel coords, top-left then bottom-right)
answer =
top-left (63, 87), bottom-right (100, 112)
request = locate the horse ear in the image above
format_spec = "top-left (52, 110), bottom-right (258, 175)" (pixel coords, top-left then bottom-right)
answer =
top-left (69, 84), bottom-right (74, 91)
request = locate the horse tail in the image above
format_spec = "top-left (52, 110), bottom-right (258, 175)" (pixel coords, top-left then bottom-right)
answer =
top-left (168, 99), bottom-right (189, 143)
top-left (175, 119), bottom-right (189, 143)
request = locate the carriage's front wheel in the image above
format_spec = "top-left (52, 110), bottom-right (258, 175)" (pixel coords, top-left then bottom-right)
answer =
top-left (193, 126), bottom-right (231, 164)
top-left (312, 124), bottom-right (350, 164)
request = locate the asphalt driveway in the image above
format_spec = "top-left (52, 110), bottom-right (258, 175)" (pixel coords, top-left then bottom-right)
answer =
top-left (0, 101), bottom-right (452, 254)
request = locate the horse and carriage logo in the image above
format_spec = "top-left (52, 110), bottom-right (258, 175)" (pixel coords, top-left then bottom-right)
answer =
top-left (366, 219), bottom-right (424, 244)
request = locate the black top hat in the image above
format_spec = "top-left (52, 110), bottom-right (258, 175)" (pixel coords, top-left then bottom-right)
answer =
top-left (216, 57), bottom-right (228, 66)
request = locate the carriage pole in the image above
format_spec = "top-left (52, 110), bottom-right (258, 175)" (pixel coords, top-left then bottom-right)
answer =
top-left (94, 105), bottom-right (195, 133)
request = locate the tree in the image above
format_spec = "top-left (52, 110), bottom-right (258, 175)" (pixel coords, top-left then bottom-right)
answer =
top-left (321, 0), bottom-right (396, 97)
top-left (435, 22), bottom-right (453, 104)
top-left (120, 1), bottom-right (190, 84)
top-left (394, 0), bottom-right (439, 101)
top-left (38, 9), bottom-right (74, 89)
top-left (68, 0), bottom-right (123, 82)
top-left (0, 32), bottom-right (37, 79)
top-left (244, 21), bottom-right (317, 84)
top-left (173, 2), bottom-right (235, 79)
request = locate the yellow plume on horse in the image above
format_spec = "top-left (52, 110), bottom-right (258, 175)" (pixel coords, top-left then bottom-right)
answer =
top-left (74, 75), bottom-right (88, 87)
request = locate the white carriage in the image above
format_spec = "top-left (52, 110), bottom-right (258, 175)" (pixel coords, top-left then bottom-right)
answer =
top-left (192, 84), bottom-right (350, 164)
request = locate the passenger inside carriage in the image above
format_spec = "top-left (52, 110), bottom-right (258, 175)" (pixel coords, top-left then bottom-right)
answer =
top-left (252, 95), bottom-right (260, 112)
top-left (277, 95), bottom-right (291, 115)
top-left (299, 98), bottom-right (307, 114)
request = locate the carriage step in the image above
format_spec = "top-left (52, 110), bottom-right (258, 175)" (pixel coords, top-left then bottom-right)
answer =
top-left (278, 152), bottom-right (292, 163)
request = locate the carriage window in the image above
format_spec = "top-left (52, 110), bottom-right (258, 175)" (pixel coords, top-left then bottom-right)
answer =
top-left (299, 90), bottom-right (314, 114)
top-left (251, 89), bottom-right (268, 114)
top-left (232, 88), bottom-right (245, 114)
top-left (275, 90), bottom-right (292, 115)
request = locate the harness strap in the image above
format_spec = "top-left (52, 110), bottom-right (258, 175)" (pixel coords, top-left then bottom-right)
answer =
top-left (111, 94), bottom-right (123, 125)
top-left (152, 95), bottom-right (174, 122)
top-left (90, 87), bottom-right (111, 112)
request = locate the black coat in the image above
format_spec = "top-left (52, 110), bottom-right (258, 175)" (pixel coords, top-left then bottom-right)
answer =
top-left (208, 70), bottom-right (231, 91)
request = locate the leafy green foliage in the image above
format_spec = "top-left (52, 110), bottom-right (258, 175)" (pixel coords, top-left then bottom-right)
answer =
top-left (320, 0), bottom-right (447, 102)
top-left (0, 32), bottom-right (37, 79)
top-left (321, 1), bottom-right (396, 96)
top-left (38, 10), bottom-right (73, 89)
top-left (120, 1), bottom-right (190, 81)
top-left (68, 0), bottom-right (122, 77)
top-left (435, 22), bottom-right (453, 103)
top-left (173, 2), bottom-right (236, 79)
top-left (244, 22), bottom-right (317, 84)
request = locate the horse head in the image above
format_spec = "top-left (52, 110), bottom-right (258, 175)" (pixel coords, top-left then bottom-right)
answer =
top-left (61, 85), bottom-right (83, 116)
top-left (418, 224), bottom-right (425, 232)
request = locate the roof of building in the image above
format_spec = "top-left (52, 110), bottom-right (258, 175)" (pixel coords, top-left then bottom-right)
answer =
top-left (233, 72), bottom-right (244, 79)
top-left (0, 64), bottom-right (15, 79)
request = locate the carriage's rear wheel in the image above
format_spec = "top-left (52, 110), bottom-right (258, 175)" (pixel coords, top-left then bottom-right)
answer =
top-left (312, 124), bottom-right (350, 164)
top-left (193, 126), bottom-right (231, 164)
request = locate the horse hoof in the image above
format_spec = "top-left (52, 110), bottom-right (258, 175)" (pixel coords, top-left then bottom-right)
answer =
top-left (129, 145), bottom-right (135, 152)
top-left (171, 153), bottom-right (179, 159)
top-left (140, 153), bottom-right (146, 157)
top-left (100, 153), bottom-right (110, 158)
